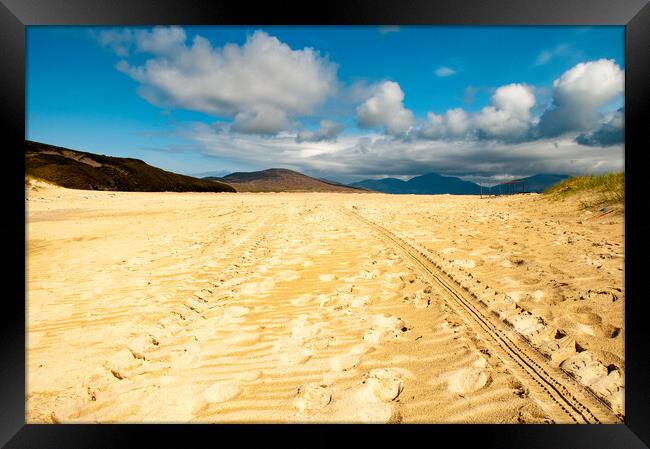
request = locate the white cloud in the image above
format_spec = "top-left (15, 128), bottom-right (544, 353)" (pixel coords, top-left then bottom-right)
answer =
top-left (231, 107), bottom-right (290, 135)
top-left (419, 108), bottom-right (470, 139)
top-left (435, 66), bottom-right (456, 77)
top-left (538, 59), bottom-right (623, 137)
top-left (474, 83), bottom-right (536, 139)
top-left (135, 26), bottom-right (187, 56)
top-left (296, 120), bottom-right (344, 142)
top-left (418, 84), bottom-right (535, 141)
top-left (113, 28), bottom-right (338, 135)
top-left (356, 81), bottom-right (414, 135)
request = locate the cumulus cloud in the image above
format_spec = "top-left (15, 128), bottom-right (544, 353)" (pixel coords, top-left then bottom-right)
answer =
top-left (419, 108), bottom-right (471, 140)
top-left (417, 84), bottom-right (535, 142)
top-left (417, 61), bottom-right (623, 144)
top-left (296, 120), bottom-right (344, 142)
top-left (435, 66), bottom-right (456, 77)
top-left (576, 107), bottom-right (624, 147)
top-left (112, 27), bottom-right (338, 135)
top-left (537, 59), bottom-right (623, 137)
top-left (357, 81), bottom-right (414, 135)
top-left (474, 83), bottom-right (536, 140)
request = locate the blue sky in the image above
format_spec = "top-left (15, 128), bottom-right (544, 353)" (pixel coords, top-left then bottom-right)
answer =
top-left (27, 26), bottom-right (624, 183)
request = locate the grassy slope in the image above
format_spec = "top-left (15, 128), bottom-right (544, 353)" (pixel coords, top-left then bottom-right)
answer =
top-left (26, 141), bottom-right (236, 193)
top-left (544, 173), bottom-right (624, 209)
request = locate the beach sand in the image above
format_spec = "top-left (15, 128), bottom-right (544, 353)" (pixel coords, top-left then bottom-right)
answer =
top-left (25, 181), bottom-right (624, 423)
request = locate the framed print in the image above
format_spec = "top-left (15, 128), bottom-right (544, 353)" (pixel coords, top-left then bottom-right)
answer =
top-left (2, 0), bottom-right (649, 447)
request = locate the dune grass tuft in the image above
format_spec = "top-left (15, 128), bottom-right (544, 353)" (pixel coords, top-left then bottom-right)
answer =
top-left (544, 172), bottom-right (624, 209)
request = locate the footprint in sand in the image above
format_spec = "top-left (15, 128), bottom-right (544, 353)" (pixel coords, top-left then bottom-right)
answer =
top-left (538, 333), bottom-right (576, 365)
top-left (362, 368), bottom-right (405, 402)
top-left (506, 312), bottom-right (544, 337)
top-left (445, 358), bottom-right (491, 394)
top-left (560, 351), bottom-right (608, 386)
top-left (82, 367), bottom-right (115, 403)
top-left (330, 353), bottom-right (362, 372)
top-left (294, 383), bottom-right (332, 413)
top-left (127, 334), bottom-right (158, 360)
top-left (51, 392), bottom-right (85, 423)
top-left (104, 348), bottom-right (145, 379)
top-left (290, 318), bottom-right (323, 342)
top-left (363, 314), bottom-right (407, 345)
top-left (279, 346), bottom-right (313, 365)
top-left (325, 368), bottom-right (405, 423)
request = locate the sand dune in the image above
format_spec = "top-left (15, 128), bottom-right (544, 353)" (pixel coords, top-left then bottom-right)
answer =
top-left (26, 181), bottom-right (624, 423)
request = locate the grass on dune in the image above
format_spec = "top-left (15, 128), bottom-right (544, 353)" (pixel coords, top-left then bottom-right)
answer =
top-left (544, 172), bottom-right (624, 209)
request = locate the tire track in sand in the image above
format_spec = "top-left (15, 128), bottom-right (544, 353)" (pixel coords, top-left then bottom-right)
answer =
top-left (340, 206), bottom-right (621, 424)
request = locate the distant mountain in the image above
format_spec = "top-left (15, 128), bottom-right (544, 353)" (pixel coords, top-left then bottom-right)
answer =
top-left (351, 178), bottom-right (408, 194)
top-left (350, 172), bottom-right (480, 194)
top-left (516, 174), bottom-right (570, 193)
top-left (26, 140), bottom-right (236, 193)
top-left (350, 172), bottom-right (570, 195)
top-left (206, 168), bottom-right (366, 193)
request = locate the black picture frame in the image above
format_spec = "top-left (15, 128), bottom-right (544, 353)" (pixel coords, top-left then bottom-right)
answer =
top-left (2, 0), bottom-right (649, 447)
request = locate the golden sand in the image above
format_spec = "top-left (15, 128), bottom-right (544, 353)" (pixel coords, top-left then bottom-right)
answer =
top-left (25, 181), bottom-right (624, 423)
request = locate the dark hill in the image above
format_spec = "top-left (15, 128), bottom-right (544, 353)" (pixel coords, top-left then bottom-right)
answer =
top-left (25, 140), bottom-right (236, 193)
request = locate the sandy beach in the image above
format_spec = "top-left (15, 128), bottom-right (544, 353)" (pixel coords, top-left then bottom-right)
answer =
top-left (25, 182), bottom-right (624, 423)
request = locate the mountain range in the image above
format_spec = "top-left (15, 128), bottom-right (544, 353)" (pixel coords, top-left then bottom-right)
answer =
top-left (350, 173), bottom-right (570, 194)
